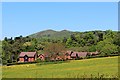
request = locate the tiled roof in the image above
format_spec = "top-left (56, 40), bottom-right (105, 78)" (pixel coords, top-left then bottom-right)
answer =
top-left (77, 52), bottom-right (88, 58)
top-left (71, 52), bottom-right (88, 58)
top-left (19, 52), bottom-right (36, 57)
top-left (38, 54), bottom-right (45, 57)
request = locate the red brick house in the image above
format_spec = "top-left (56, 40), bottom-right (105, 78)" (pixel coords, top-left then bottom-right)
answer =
top-left (19, 52), bottom-right (37, 62)
top-left (38, 54), bottom-right (45, 61)
top-left (37, 51), bottom-right (99, 61)
top-left (56, 55), bottom-right (63, 60)
top-left (70, 52), bottom-right (88, 59)
top-left (38, 51), bottom-right (71, 61)
top-left (64, 51), bottom-right (73, 60)
top-left (55, 51), bottom-right (73, 60)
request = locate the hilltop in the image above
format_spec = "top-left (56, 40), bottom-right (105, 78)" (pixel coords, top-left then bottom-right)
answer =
top-left (29, 29), bottom-right (74, 40)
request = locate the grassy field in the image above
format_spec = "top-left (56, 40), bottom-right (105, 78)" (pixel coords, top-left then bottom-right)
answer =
top-left (2, 56), bottom-right (118, 78)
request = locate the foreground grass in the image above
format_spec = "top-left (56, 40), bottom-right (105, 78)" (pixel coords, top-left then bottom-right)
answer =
top-left (2, 56), bottom-right (118, 78)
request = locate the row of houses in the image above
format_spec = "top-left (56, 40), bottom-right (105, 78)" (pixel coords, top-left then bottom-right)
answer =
top-left (18, 51), bottom-right (99, 62)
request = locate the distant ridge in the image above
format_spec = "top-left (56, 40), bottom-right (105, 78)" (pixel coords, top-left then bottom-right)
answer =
top-left (29, 29), bottom-right (115, 40)
top-left (29, 29), bottom-right (73, 40)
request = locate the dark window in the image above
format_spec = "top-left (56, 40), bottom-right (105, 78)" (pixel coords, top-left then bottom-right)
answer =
top-left (65, 53), bottom-right (69, 56)
top-left (24, 55), bottom-right (28, 62)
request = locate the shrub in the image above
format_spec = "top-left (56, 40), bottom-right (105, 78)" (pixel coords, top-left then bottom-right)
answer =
top-left (36, 58), bottom-right (42, 63)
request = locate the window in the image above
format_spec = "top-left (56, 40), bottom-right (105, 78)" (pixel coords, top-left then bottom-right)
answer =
top-left (66, 53), bottom-right (69, 56)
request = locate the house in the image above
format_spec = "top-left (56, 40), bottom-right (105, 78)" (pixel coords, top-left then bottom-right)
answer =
top-left (38, 54), bottom-right (45, 61)
top-left (19, 52), bottom-right (37, 62)
top-left (77, 52), bottom-right (88, 58)
top-left (56, 56), bottom-right (63, 60)
top-left (70, 52), bottom-right (88, 59)
top-left (38, 52), bottom-right (53, 61)
top-left (37, 51), bottom-right (99, 61)
top-left (50, 53), bottom-right (63, 61)
top-left (38, 51), bottom-right (71, 61)
top-left (54, 51), bottom-right (73, 60)
top-left (64, 51), bottom-right (73, 60)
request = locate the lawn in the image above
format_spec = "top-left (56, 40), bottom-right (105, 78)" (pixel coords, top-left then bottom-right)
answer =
top-left (2, 56), bottom-right (118, 78)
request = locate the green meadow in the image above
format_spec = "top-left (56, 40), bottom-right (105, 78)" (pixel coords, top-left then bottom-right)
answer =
top-left (2, 56), bottom-right (118, 78)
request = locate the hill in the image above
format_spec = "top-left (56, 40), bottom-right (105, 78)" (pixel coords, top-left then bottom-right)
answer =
top-left (29, 29), bottom-right (74, 40)
top-left (2, 56), bottom-right (118, 78)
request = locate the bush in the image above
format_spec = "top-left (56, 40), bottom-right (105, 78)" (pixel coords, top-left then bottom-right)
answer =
top-left (36, 60), bottom-right (69, 66)
top-left (6, 61), bottom-right (37, 66)
top-left (2, 60), bottom-right (7, 65)
top-left (36, 58), bottom-right (42, 63)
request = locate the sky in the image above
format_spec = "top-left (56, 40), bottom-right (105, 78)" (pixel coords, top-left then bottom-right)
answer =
top-left (1, 2), bottom-right (118, 40)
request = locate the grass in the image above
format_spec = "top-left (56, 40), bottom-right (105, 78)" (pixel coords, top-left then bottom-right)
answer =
top-left (2, 56), bottom-right (118, 78)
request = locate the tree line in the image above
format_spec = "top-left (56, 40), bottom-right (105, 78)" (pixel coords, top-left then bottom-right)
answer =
top-left (64, 30), bottom-right (119, 56)
top-left (1, 30), bottom-right (119, 65)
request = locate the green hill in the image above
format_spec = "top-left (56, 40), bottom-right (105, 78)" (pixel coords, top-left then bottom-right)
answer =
top-left (2, 56), bottom-right (118, 78)
top-left (29, 29), bottom-right (73, 40)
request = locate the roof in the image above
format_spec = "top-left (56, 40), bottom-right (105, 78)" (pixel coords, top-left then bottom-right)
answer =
top-left (19, 52), bottom-right (36, 57)
top-left (90, 51), bottom-right (99, 55)
top-left (71, 52), bottom-right (77, 57)
top-left (66, 51), bottom-right (72, 54)
top-left (38, 54), bottom-right (45, 57)
top-left (77, 52), bottom-right (88, 58)
top-left (71, 52), bottom-right (88, 58)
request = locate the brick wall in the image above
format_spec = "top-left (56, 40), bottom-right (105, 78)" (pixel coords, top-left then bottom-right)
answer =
top-left (28, 58), bottom-right (35, 62)
top-left (19, 58), bottom-right (24, 62)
